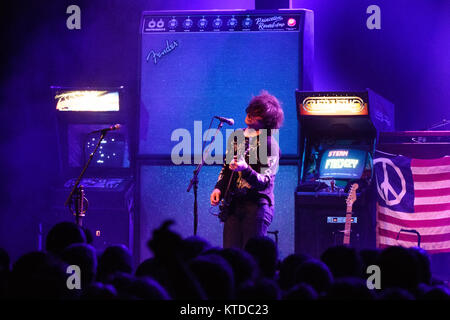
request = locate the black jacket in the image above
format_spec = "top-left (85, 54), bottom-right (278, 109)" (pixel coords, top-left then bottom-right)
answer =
top-left (214, 129), bottom-right (280, 207)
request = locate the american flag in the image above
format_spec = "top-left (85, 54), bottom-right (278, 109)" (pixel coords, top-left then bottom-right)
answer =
top-left (374, 152), bottom-right (450, 253)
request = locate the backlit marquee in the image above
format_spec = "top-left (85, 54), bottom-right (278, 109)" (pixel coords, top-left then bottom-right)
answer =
top-left (300, 96), bottom-right (368, 116)
top-left (55, 90), bottom-right (120, 112)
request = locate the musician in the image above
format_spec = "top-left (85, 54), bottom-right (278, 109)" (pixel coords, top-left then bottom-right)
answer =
top-left (210, 91), bottom-right (284, 249)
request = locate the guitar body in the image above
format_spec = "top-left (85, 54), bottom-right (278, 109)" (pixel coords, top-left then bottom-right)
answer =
top-left (215, 132), bottom-right (257, 222)
top-left (217, 151), bottom-right (237, 222)
top-left (218, 198), bottom-right (232, 222)
top-left (343, 183), bottom-right (359, 246)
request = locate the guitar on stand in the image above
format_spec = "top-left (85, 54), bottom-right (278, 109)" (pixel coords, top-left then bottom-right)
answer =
top-left (342, 183), bottom-right (359, 245)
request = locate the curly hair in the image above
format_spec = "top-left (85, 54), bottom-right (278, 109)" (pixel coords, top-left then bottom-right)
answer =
top-left (245, 90), bottom-right (284, 129)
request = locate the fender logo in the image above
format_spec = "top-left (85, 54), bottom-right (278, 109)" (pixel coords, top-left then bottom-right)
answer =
top-left (146, 40), bottom-right (178, 64)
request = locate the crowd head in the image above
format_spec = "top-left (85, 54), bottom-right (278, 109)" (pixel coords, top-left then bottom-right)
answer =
top-left (0, 220), bottom-right (448, 300)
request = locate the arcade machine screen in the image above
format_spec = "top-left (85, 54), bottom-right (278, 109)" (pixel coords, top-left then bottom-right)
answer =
top-left (301, 137), bottom-right (373, 190)
top-left (66, 124), bottom-right (130, 169)
top-left (319, 148), bottom-right (368, 180)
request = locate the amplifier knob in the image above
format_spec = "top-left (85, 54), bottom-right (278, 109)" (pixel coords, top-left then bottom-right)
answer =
top-left (169, 18), bottom-right (178, 29)
top-left (198, 18), bottom-right (208, 29)
top-left (243, 17), bottom-right (252, 28)
top-left (213, 17), bottom-right (222, 28)
top-left (227, 17), bottom-right (238, 28)
top-left (183, 18), bottom-right (193, 29)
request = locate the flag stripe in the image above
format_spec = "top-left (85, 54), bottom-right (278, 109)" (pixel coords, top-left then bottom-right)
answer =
top-left (378, 212), bottom-right (450, 228)
top-left (414, 194), bottom-right (450, 205)
top-left (414, 202), bottom-right (450, 213)
top-left (379, 237), bottom-right (450, 251)
top-left (412, 171), bottom-right (450, 182)
top-left (412, 165), bottom-right (450, 175)
top-left (378, 225), bottom-right (450, 243)
top-left (415, 187), bottom-right (450, 197)
top-left (379, 220), bottom-right (450, 237)
top-left (413, 180), bottom-right (450, 190)
top-left (377, 205), bottom-right (450, 220)
top-left (378, 243), bottom-right (450, 254)
top-left (411, 157), bottom-right (450, 167)
top-left (379, 229), bottom-right (450, 243)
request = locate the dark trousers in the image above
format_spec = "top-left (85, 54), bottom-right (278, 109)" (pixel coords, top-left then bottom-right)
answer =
top-left (223, 199), bottom-right (273, 250)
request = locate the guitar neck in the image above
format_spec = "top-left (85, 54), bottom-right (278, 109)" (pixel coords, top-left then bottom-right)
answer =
top-left (343, 183), bottom-right (358, 245)
top-left (343, 206), bottom-right (354, 245)
top-left (224, 144), bottom-right (250, 200)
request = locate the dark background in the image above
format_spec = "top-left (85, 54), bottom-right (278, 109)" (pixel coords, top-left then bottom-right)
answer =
top-left (0, 0), bottom-right (448, 262)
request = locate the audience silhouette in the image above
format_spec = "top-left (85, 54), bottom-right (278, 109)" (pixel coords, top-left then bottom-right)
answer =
top-left (96, 244), bottom-right (133, 283)
top-left (0, 219), bottom-right (448, 300)
top-left (45, 222), bottom-right (87, 258)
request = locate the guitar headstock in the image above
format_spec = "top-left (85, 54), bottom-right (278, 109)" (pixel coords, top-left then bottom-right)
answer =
top-left (346, 183), bottom-right (359, 207)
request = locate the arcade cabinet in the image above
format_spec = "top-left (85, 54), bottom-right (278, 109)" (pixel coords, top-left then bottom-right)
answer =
top-left (48, 87), bottom-right (135, 253)
top-left (294, 89), bottom-right (394, 258)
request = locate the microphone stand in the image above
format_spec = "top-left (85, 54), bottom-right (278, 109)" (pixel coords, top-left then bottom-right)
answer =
top-left (187, 120), bottom-right (225, 236)
top-left (64, 129), bottom-right (108, 227)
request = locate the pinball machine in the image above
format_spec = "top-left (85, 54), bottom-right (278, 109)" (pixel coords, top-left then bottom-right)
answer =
top-left (294, 89), bottom-right (394, 258)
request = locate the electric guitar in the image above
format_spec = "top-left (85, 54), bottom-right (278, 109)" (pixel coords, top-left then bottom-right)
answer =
top-left (218, 136), bottom-right (254, 222)
top-left (218, 154), bottom-right (237, 222)
top-left (343, 183), bottom-right (359, 245)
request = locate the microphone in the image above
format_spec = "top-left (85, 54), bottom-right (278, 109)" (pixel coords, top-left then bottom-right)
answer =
top-left (90, 124), bottom-right (121, 134)
top-left (214, 116), bottom-right (234, 126)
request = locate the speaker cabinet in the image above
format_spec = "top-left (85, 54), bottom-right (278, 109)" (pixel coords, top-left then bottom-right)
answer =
top-left (138, 9), bottom-right (313, 157)
top-left (137, 9), bottom-right (313, 262)
top-left (138, 164), bottom-right (298, 262)
top-left (295, 187), bottom-right (376, 258)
